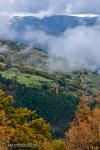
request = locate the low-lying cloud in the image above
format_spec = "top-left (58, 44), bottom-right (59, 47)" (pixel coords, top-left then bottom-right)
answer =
top-left (0, 14), bottom-right (100, 72)
top-left (0, 44), bottom-right (9, 53)
top-left (18, 21), bottom-right (100, 72)
top-left (21, 23), bottom-right (100, 72)
top-left (0, 16), bottom-right (17, 40)
top-left (47, 26), bottom-right (100, 72)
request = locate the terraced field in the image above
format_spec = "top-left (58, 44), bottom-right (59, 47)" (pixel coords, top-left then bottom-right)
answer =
top-left (0, 68), bottom-right (57, 87)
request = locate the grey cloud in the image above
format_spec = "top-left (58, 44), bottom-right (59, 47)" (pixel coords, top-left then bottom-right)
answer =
top-left (0, 0), bottom-right (100, 14)
top-left (0, 16), bottom-right (18, 41)
top-left (0, 45), bottom-right (9, 53)
top-left (70, 0), bottom-right (100, 14)
top-left (20, 24), bottom-right (100, 72)
top-left (47, 26), bottom-right (100, 72)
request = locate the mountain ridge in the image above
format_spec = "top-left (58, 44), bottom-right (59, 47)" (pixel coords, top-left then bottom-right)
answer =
top-left (10, 14), bottom-right (98, 36)
top-left (0, 12), bottom-right (99, 18)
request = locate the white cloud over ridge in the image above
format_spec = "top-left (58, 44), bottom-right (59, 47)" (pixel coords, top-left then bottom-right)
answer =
top-left (1, 19), bottom-right (99, 72)
top-left (0, 0), bottom-right (100, 71)
top-left (47, 26), bottom-right (100, 72)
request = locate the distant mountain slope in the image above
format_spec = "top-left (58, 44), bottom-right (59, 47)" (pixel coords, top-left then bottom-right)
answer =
top-left (0, 13), bottom-right (99, 48)
top-left (10, 15), bottom-right (98, 36)
top-left (0, 39), bottom-right (48, 70)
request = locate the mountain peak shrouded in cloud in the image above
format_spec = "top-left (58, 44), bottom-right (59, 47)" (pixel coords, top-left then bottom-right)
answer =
top-left (0, 13), bottom-right (100, 72)
top-left (0, 0), bottom-right (100, 71)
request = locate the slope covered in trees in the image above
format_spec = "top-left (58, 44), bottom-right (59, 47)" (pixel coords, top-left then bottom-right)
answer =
top-left (0, 40), bottom-right (100, 150)
top-left (0, 89), bottom-right (100, 150)
top-left (0, 89), bottom-right (52, 149)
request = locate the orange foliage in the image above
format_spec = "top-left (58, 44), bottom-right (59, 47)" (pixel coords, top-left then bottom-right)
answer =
top-left (66, 107), bottom-right (100, 150)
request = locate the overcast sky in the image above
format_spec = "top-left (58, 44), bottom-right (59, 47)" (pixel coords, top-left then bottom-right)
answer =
top-left (0, 0), bottom-right (100, 15)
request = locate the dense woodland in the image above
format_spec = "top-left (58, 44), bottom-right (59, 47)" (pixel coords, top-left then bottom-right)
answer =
top-left (0, 89), bottom-right (100, 150)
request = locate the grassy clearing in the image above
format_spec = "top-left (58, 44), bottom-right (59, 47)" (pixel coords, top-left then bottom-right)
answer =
top-left (0, 70), bottom-right (17, 79)
top-left (89, 74), bottom-right (100, 82)
top-left (17, 74), bottom-right (54, 87)
top-left (0, 62), bottom-right (6, 67)
top-left (0, 69), bottom-right (57, 87)
top-left (87, 74), bottom-right (100, 88)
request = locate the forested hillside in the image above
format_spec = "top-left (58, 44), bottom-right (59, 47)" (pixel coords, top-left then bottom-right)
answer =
top-left (0, 40), bottom-right (100, 149)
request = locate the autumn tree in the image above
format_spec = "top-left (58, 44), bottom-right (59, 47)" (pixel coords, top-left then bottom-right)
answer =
top-left (66, 106), bottom-right (100, 150)
top-left (51, 139), bottom-right (66, 150)
top-left (0, 89), bottom-right (52, 150)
